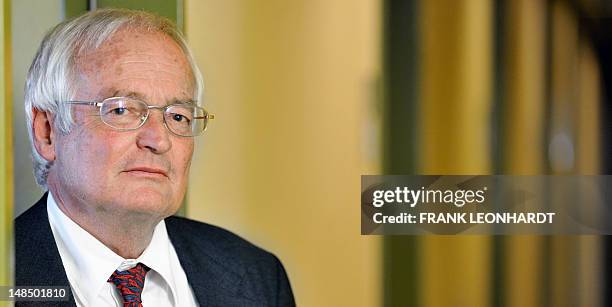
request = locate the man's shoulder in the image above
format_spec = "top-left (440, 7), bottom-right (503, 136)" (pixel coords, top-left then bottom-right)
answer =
top-left (164, 215), bottom-right (280, 269)
top-left (14, 194), bottom-right (48, 239)
top-left (14, 193), bottom-right (73, 292)
top-left (164, 216), bottom-right (295, 306)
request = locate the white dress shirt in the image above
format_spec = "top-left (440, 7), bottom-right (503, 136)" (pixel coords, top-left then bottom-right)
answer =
top-left (46, 192), bottom-right (199, 307)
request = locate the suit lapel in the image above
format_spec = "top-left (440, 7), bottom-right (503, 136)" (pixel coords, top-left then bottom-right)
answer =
top-left (165, 217), bottom-right (262, 306)
top-left (15, 193), bottom-right (77, 307)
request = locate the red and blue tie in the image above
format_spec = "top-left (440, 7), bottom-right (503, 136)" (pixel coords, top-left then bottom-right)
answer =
top-left (108, 263), bottom-right (150, 307)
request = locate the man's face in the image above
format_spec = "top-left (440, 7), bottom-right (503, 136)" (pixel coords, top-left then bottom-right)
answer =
top-left (49, 29), bottom-right (195, 219)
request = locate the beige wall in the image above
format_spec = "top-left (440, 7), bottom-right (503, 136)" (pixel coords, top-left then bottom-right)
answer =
top-left (11, 0), bottom-right (63, 216)
top-left (185, 1), bottom-right (381, 305)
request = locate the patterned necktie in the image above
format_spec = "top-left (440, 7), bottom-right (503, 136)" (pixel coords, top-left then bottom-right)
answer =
top-left (108, 262), bottom-right (150, 307)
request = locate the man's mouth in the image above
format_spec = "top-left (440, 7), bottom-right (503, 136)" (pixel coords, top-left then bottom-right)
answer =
top-left (123, 167), bottom-right (169, 178)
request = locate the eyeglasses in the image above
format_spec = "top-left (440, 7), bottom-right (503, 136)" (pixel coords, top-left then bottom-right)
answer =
top-left (65, 97), bottom-right (215, 137)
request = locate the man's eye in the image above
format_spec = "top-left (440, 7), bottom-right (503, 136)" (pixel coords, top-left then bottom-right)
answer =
top-left (172, 114), bottom-right (190, 123)
top-left (110, 107), bottom-right (128, 115)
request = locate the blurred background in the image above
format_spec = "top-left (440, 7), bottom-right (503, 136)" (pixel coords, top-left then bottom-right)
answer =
top-left (1, 0), bottom-right (611, 306)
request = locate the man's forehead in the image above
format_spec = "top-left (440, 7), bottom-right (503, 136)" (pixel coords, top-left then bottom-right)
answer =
top-left (74, 28), bottom-right (195, 101)
top-left (77, 29), bottom-right (187, 67)
top-left (82, 26), bottom-right (175, 49)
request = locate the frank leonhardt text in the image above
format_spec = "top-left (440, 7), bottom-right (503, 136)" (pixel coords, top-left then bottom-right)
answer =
top-left (373, 212), bottom-right (556, 224)
top-left (370, 187), bottom-right (556, 225)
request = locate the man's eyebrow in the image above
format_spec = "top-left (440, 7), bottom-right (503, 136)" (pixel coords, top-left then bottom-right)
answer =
top-left (109, 90), bottom-right (195, 105)
top-left (111, 90), bottom-right (145, 100)
top-left (172, 99), bottom-right (196, 105)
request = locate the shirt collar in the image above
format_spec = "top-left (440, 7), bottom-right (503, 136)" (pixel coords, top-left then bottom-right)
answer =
top-left (46, 192), bottom-right (179, 306)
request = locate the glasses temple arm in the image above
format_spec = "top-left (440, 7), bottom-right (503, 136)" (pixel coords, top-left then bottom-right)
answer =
top-left (193, 114), bottom-right (215, 119)
top-left (65, 101), bottom-right (102, 106)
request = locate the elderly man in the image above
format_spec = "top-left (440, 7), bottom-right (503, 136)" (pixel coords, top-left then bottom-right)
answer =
top-left (15, 8), bottom-right (294, 307)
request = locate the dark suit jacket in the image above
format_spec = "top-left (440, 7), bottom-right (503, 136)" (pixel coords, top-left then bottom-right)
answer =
top-left (15, 193), bottom-right (295, 307)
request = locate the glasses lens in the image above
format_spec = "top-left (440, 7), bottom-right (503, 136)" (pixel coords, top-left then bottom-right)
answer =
top-left (165, 104), bottom-right (206, 137)
top-left (100, 97), bottom-right (147, 129)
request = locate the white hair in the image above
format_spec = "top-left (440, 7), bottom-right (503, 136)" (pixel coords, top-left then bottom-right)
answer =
top-left (25, 8), bottom-right (204, 189)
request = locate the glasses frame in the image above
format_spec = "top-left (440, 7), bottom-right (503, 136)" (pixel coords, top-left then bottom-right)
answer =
top-left (65, 96), bottom-right (215, 137)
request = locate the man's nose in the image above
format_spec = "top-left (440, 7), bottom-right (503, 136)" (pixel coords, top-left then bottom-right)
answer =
top-left (135, 110), bottom-right (171, 154)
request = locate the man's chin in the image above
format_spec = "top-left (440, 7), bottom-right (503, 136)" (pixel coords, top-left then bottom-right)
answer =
top-left (106, 188), bottom-right (180, 217)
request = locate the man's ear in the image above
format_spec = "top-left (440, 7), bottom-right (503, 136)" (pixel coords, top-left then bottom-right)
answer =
top-left (32, 108), bottom-right (56, 162)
